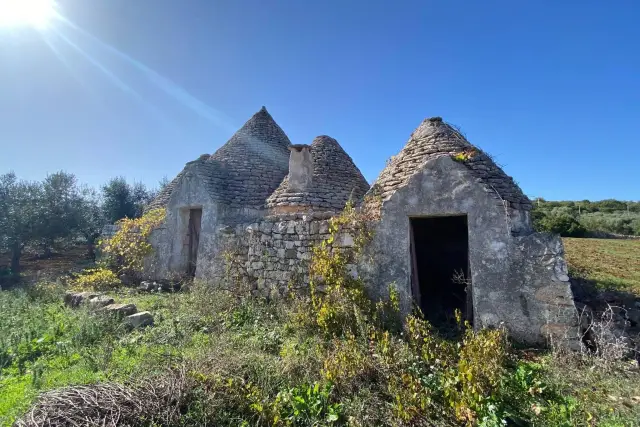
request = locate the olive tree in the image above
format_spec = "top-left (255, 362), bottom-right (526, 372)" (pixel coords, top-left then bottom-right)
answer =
top-left (0, 173), bottom-right (42, 273)
top-left (34, 171), bottom-right (83, 257)
top-left (76, 186), bottom-right (106, 260)
top-left (102, 177), bottom-right (155, 222)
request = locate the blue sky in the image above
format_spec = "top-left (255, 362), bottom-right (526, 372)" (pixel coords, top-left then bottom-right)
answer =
top-left (0, 0), bottom-right (638, 201)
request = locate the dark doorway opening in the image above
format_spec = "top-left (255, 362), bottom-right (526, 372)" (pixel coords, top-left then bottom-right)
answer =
top-left (410, 215), bottom-right (471, 329)
top-left (187, 208), bottom-right (202, 277)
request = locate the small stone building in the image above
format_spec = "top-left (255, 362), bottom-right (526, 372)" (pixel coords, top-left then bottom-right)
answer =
top-left (146, 106), bottom-right (292, 278)
top-left (147, 107), bottom-right (577, 345)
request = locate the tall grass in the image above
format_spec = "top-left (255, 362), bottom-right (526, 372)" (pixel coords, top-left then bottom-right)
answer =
top-left (3, 281), bottom-right (639, 426)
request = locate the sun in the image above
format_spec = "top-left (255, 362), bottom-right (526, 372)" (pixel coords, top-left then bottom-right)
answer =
top-left (0, 0), bottom-right (56, 29)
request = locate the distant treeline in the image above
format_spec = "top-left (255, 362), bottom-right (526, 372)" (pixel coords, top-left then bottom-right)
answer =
top-left (531, 198), bottom-right (640, 237)
top-left (0, 171), bottom-right (169, 275)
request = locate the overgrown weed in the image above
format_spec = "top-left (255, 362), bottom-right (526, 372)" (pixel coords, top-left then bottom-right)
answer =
top-left (4, 280), bottom-right (640, 426)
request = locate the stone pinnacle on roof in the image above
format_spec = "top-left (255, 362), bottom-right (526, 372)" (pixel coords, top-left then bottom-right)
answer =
top-left (266, 135), bottom-right (370, 213)
top-left (367, 117), bottom-right (532, 210)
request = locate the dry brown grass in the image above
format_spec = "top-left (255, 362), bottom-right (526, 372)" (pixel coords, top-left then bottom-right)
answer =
top-left (563, 238), bottom-right (640, 296)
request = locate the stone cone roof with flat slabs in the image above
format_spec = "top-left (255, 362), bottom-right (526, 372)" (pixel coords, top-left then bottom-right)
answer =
top-left (367, 117), bottom-right (532, 210)
top-left (266, 135), bottom-right (370, 213)
top-left (147, 170), bottom-right (186, 210)
top-left (148, 107), bottom-right (292, 210)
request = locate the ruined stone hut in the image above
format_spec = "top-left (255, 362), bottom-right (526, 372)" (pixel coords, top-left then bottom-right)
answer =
top-left (146, 107), bottom-right (577, 345)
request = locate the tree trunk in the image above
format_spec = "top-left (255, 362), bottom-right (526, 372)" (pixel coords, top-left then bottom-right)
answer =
top-left (10, 244), bottom-right (22, 275)
top-left (86, 233), bottom-right (99, 261)
top-left (42, 241), bottom-right (53, 258)
top-left (87, 242), bottom-right (96, 261)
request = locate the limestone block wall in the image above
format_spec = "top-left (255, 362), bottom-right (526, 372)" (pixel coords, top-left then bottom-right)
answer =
top-left (244, 217), bottom-right (324, 291)
top-left (213, 212), bottom-right (348, 295)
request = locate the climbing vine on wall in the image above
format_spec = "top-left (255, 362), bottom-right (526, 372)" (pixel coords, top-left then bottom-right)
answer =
top-left (100, 208), bottom-right (166, 276)
top-left (307, 199), bottom-right (395, 336)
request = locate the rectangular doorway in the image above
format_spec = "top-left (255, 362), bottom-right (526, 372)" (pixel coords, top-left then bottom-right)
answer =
top-left (410, 215), bottom-right (471, 327)
top-left (186, 208), bottom-right (202, 277)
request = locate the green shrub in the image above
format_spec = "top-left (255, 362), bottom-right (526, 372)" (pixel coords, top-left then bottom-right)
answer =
top-left (99, 208), bottom-right (165, 276)
top-left (68, 268), bottom-right (121, 291)
top-left (531, 199), bottom-right (640, 236)
top-left (580, 211), bottom-right (640, 235)
top-left (535, 212), bottom-right (587, 237)
top-left (273, 382), bottom-right (343, 426)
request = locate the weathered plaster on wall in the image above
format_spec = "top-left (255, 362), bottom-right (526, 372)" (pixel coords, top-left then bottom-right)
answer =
top-left (359, 156), bottom-right (577, 345)
top-left (147, 167), bottom-right (218, 279)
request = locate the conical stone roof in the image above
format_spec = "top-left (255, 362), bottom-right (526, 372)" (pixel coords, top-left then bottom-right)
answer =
top-left (266, 135), bottom-right (370, 213)
top-left (368, 117), bottom-right (532, 210)
top-left (148, 107), bottom-right (292, 210)
top-left (147, 170), bottom-right (187, 210)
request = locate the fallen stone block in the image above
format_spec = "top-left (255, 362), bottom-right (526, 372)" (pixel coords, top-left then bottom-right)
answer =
top-left (158, 281), bottom-right (175, 292)
top-left (64, 291), bottom-right (101, 308)
top-left (138, 281), bottom-right (158, 292)
top-left (125, 311), bottom-right (154, 328)
top-left (100, 303), bottom-right (138, 317)
top-left (88, 295), bottom-right (115, 309)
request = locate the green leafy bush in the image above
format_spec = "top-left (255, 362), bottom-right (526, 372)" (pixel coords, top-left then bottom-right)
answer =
top-left (273, 382), bottom-right (343, 426)
top-left (99, 208), bottom-right (165, 277)
top-left (534, 212), bottom-right (587, 237)
top-left (69, 268), bottom-right (121, 291)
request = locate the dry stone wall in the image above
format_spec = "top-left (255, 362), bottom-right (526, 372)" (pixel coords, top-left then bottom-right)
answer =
top-left (214, 212), bottom-right (353, 296)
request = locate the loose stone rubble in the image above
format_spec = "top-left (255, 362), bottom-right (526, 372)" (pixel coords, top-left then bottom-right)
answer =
top-left (64, 291), bottom-right (153, 328)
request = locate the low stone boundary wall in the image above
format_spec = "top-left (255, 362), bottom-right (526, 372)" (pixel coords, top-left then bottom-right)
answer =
top-left (584, 230), bottom-right (640, 240)
top-left (215, 212), bottom-right (354, 296)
